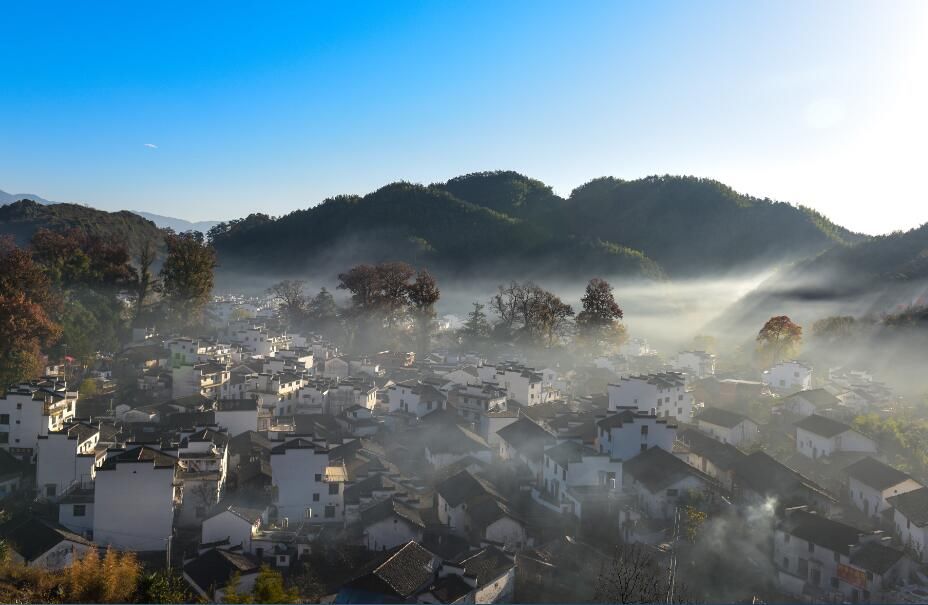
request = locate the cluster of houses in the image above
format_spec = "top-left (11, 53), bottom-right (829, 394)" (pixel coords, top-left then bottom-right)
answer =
top-left (1, 301), bottom-right (927, 603)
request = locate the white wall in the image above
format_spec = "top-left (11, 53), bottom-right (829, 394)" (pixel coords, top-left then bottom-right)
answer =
top-left (270, 445), bottom-right (343, 524)
top-left (597, 417), bottom-right (676, 461)
top-left (215, 409), bottom-right (258, 437)
top-left (474, 567), bottom-right (515, 604)
top-left (364, 517), bottom-right (423, 551)
top-left (59, 500), bottom-right (94, 537)
top-left (849, 477), bottom-right (922, 520)
top-left (484, 517), bottom-right (526, 549)
top-left (202, 510), bottom-right (257, 552)
top-left (93, 463), bottom-right (176, 551)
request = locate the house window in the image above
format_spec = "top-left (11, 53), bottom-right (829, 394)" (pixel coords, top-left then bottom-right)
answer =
top-left (304, 508), bottom-right (313, 518)
top-left (315, 473), bottom-right (322, 482)
top-left (562, 469), bottom-right (566, 480)
top-left (0, 415), bottom-right (8, 425)
top-left (46, 484), bottom-right (56, 497)
top-left (313, 493), bottom-right (320, 502)
top-left (15, 403), bottom-right (21, 410)
top-left (324, 505), bottom-right (335, 518)
top-left (0, 433), bottom-right (7, 444)
top-left (808, 542), bottom-right (814, 553)
top-left (641, 425), bottom-right (648, 435)
top-left (329, 483), bottom-right (339, 495)
top-left (73, 504), bottom-right (86, 517)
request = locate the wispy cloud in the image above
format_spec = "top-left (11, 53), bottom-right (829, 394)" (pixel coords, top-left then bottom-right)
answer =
top-left (143, 143), bottom-right (158, 149)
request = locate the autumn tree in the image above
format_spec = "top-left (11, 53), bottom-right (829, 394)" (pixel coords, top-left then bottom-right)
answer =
top-left (756, 315), bottom-right (802, 366)
top-left (268, 279), bottom-right (307, 328)
top-left (407, 270), bottom-right (441, 355)
top-left (63, 547), bottom-right (141, 603)
top-left (160, 231), bottom-right (217, 329)
top-left (576, 278), bottom-right (626, 353)
top-left (489, 281), bottom-right (573, 346)
top-left (0, 237), bottom-right (61, 389)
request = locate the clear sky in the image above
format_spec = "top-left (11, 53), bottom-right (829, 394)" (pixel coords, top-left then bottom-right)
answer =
top-left (1, 1), bottom-right (926, 234)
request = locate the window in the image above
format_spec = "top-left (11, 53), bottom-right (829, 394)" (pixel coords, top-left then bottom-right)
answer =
top-left (73, 504), bottom-right (86, 517)
top-left (0, 433), bottom-right (7, 444)
top-left (304, 508), bottom-right (313, 518)
top-left (808, 542), bottom-right (814, 553)
top-left (798, 558), bottom-right (809, 578)
top-left (313, 493), bottom-right (320, 502)
top-left (324, 505), bottom-right (335, 518)
top-left (810, 567), bottom-right (821, 586)
top-left (0, 414), bottom-right (8, 425)
top-left (46, 484), bottom-right (56, 497)
top-left (562, 469), bottom-right (566, 480)
top-left (641, 425), bottom-right (648, 435)
top-left (315, 473), bottom-right (322, 482)
top-left (865, 571), bottom-right (873, 582)
top-left (15, 403), bottom-right (21, 410)
top-left (329, 483), bottom-right (339, 495)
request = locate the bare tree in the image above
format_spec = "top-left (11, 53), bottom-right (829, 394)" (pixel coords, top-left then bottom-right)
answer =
top-left (268, 279), bottom-right (307, 327)
top-left (594, 542), bottom-right (692, 604)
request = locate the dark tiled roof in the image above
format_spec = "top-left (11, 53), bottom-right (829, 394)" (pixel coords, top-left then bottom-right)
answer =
top-left (360, 497), bottom-right (426, 529)
top-left (785, 388), bottom-right (840, 408)
top-left (435, 470), bottom-right (502, 508)
top-left (887, 487), bottom-right (928, 527)
top-left (843, 457), bottom-right (913, 491)
top-left (456, 545), bottom-right (514, 584)
top-left (495, 418), bottom-right (555, 462)
top-left (0, 516), bottom-right (94, 562)
top-left (97, 445), bottom-right (177, 470)
top-left (346, 541), bottom-right (437, 599)
top-left (544, 441), bottom-right (601, 468)
top-left (850, 541), bottom-right (906, 575)
top-left (466, 494), bottom-right (522, 529)
top-left (426, 425), bottom-right (489, 456)
top-left (424, 574), bottom-right (473, 602)
top-left (734, 451), bottom-right (835, 503)
top-left (794, 414), bottom-right (852, 438)
top-left (183, 548), bottom-right (259, 594)
top-left (696, 407), bottom-right (753, 429)
top-left (784, 510), bottom-right (862, 555)
top-left (624, 446), bottom-right (714, 492)
top-left (678, 428), bottom-right (746, 471)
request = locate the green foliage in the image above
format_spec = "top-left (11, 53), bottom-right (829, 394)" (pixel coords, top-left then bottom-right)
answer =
top-left (853, 414), bottom-right (928, 480)
top-left (78, 378), bottom-right (98, 397)
top-left (160, 231), bottom-right (217, 329)
top-left (224, 567), bottom-right (299, 604)
top-left (136, 570), bottom-right (192, 604)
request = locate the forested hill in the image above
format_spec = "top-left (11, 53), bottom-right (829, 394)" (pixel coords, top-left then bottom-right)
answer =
top-left (208, 172), bottom-right (864, 279)
top-left (0, 200), bottom-right (164, 251)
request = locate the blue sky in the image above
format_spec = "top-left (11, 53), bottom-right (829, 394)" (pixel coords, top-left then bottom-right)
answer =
top-left (1, 1), bottom-right (926, 234)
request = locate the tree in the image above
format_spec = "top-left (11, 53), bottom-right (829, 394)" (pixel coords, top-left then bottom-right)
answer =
top-left (63, 547), bottom-right (141, 603)
top-left (160, 231), bottom-right (217, 329)
top-left (407, 270), bottom-right (441, 355)
top-left (268, 280), bottom-right (307, 328)
top-left (0, 237), bottom-right (61, 389)
top-left (251, 566), bottom-right (300, 604)
top-left (79, 378), bottom-right (98, 397)
top-left (756, 315), bottom-right (802, 366)
top-left (131, 237), bottom-right (160, 323)
top-left (811, 315), bottom-right (858, 344)
top-left (459, 302), bottom-right (490, 347)
top-left (594, 542), bottom-right (687, 603)
top-left (489, 281), bottom-right (573, 346)
top-left (137, 570), bottom-right (192, 603)
top-left (576, 278), bottom-right (625, 352)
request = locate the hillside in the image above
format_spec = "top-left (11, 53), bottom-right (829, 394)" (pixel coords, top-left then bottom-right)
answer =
top-left (0, 199), bottom-right (165, 251)
top-left (210, 172), bottom-right (864, 280)
top-left (132, 211), bottom-right (220, 234)
top-left (0, 189), bottom-right (53, 205)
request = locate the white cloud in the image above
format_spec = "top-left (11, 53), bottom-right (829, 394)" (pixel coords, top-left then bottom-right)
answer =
top-left (143, 143), bottom-right (158, 149)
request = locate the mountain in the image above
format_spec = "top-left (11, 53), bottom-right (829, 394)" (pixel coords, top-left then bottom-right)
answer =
top-left (132, 211), bottom-right (220, 234)
top-left (0, 190), bottom-right (54, 205)
top-left (713, 221), bottom-right (928, 336)
top-left (0, 199), bottom-right (165, 251)
top-left (209, 171), bottom-right (865, 280)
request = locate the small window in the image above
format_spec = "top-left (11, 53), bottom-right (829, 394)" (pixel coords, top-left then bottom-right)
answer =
top-left (304, 508), bottom-right (313, 518)
top-left (808, 542), bottom-right (814, 553)
top-left (16, 403), bottom-right (21, 410)
top-left (312, 493), bottom-right (320, 502)
top-left (329, 483), bottom-right (339, 495)
top-left (324, 505), bottom-right (335, 518)
top-left (73, 504), bottom-right (86, 517)
top-left (315, 473), bottom-right (322, 482)
top-left (0, 433), bottom-right (8, 444)
top-left (641, 425), bottom-right (648, 435)
top-left (46, 484), bottom-right (56, 497)
top-left (0, 414), bottom-right (8, 425)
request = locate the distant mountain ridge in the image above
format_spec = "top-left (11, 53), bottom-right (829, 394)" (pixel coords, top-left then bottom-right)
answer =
top-left (0, 189), bottom-right (54, 205)
top-left (132, 211), bottom-right (220, 234)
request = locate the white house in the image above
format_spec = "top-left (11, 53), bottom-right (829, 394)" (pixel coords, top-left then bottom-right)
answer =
top-left (321, 356), bottom-right (350, 380)
top-left (92, 444), bottom-right (179, 551)
top-left (781, 389), bottom-right (842, 417)
top-left (763, 361), bottom-right (813, 393)
top-left (359, 496), bottom-right (426, 552)
top-left (622, 446), bottom-right (718, 519)
top-left (269, 436), bottom-right (346, 524)
top-left (214, 399), bottom-right (259, 436)
top-left (844, 457), bottom-right (922, 521)
top-left (201, 503), bottom-right (266, 552)
top-left (888, 487), bottom-right (928, 561)
top-left (496, 417), bottom-right (557, 484)
top-left (695, 407), bottom-right (759, 446)
top-left (434, 470), bottom-right (526, 549)
top-left (172, 362), bottom-right (230, 400)
top-left (670, 351), bottom-right (716, 379)
top-left (455, 545), bottom-right (516, 604)
top-left (0, 379), bottom-right (78, 461)
top-left (607, 372), bottom-right (692, 420)
top-left (774, 508), bottom-right (911, 603)
top-left (494, 365), bottom-right (543, 407)
top-left (541, 441), bottom-right (622, 518)
top-left (596, 410), bottom-right (677, 461)
top-left (36, 422), bottom-right (99, 500)
top-left (794, 415), bottom-right (877, 459)
top-left (0, 516), bottom-right (95, 570)
top-left (386, 380), bottom-right (444, 418)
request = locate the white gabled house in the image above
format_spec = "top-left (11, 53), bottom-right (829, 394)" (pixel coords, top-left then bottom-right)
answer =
top-left (843, 457), bottom-right (922, 521)
top-left (888, 487), bottom-right (928, 561)
top-left (201, 503), bottom-right (266, 553)
top-left (0, 378), bottom-right (78, 461)
top-left (781, 389), bottom-right (842, 417)
top-left (35, 421), bottom-right (99, 500)
top-left (794, 415), bottom-right (876, 459)
top-left (607, 372), bottom-right (692, 420)
top-left (763, 360), bottom-right (813, 393)
top-left (269, 436), bottom-right (346, 524)
top-left (596, 410), bottom-right (677, 462)
top-left (670, 350), bottom-right (716, 379)
top-left (695, 407), bottom-right (759, 446)
top-left (540, 441), bottom-right (622, 518)
top-left (622, 446), bottom-right (719, 520)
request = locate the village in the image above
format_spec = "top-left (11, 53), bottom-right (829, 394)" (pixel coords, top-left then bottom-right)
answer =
top-left (1, 287), bottom-right (927, 605)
